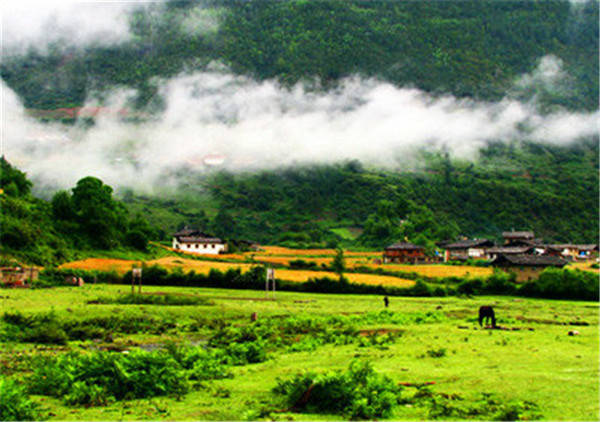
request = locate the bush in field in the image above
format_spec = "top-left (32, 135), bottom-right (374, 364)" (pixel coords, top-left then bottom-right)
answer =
top-left (427, 392), bottom-right (540, 420)
top-left (273, 360), bottom-right (401, 420)
top-left (519, 268), bottom-right (599, 301)
top-left (0, 378), bottom-right (41, 421)
top-left (289, 259), bottom-right (318, 270)
top-left (27, 349), bottom-right (189, 405)
top-left (223, 341), bottom-right (267, 365)
top-left (91, 293), bottom-right (213, 306)
top-left (2, 311), bottom-right (68, 345)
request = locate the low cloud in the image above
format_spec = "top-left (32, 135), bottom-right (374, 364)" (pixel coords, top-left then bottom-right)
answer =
top-left (1, 1), bottom-right (139, 53)
top-left (2, 59), bottom-right (598, 193)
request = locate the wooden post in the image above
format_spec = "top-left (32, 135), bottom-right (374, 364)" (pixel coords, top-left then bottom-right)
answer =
top-left (265, 268), bottom-right (269, 298)
top-left (266, 268), bottom-right (275, 300)
top-left (132, 267), bottom-right (142, 295)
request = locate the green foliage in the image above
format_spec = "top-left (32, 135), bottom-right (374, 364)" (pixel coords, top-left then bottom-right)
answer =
top-left (273, 360), bottom-right (401, 419)
top-left (331, 247), bottom-right (346, 282)
top-left (91, 293), bottom-right (213, 306)
top-left (0, 378), bottom-right (41, 421)
top-left (0, 159), bottom-right (158, 265)
top-left (1, 310), bottom-right (181, 344)
top-left (27, 349), bottom-right (190, 405)
top-left (0, 157), bottom-right (32, 197)
top-left (519, 268), bottom-right (599, 301)
top-left (427, 391), bottom-right (541, 420)
top-left (2, 311), bottom-right (68, 345)
top-left (187, 140), bottom-right (598, 248)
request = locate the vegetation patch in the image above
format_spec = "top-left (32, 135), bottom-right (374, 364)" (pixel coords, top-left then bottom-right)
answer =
top-left (27, 349), bottom-right (189, 405)
top-left (0, 377), bottom-right (42, 421)
top-left (273, 360), bottom-right (401, 420)
top-left (89, 293), bottom-right (213, 306)
top-left (1, 311), bottom-right (178, 344)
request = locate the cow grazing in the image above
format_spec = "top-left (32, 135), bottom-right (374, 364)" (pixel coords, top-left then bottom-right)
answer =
top-left (478, 306), bottom-right (496, 328)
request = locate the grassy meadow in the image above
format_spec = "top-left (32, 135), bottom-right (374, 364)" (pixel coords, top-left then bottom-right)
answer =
top-left (1, 282), bottom-right (598, 421)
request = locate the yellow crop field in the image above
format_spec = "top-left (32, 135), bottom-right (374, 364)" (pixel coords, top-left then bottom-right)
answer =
top-left (257, 246), bottom-right (378, 257)
top-left (60, 258), bottom-right (139, 274)
top-left (252, 256), bottom-right (333, 266)
top-left (568, 262), bottom-right (599, 273)
top-left (60, 257), bottom-right (414, 287)
top-left (274, 269), bottom-right (415, 287)
top-left (345, 262), bottom-right (493, 278)
top-left (148, 257), bottom-right (252, 273)
top-left (60, 257), bottom-right (252, 275)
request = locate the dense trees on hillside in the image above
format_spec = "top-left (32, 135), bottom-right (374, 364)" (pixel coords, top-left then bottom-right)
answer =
top-left (0, 161), bottom-right (157, 264)
top-left (1, 0), bottom-right (597, 112)
top-left (194, 139), bottom-right (598, 248)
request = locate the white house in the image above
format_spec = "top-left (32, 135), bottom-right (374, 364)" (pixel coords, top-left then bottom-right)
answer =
top-left (172, 228), bottom-right (227, 255)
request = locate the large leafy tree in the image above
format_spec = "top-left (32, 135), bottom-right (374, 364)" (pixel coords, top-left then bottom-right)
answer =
top-left (0, 156), bottom-right (32, 197)
top-left (70, 177), bottom-right (127, 248)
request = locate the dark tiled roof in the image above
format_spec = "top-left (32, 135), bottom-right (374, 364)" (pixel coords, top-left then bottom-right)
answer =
top-left (173, 227), bottom-right (199, 237)
top-left (547, 244), bottom-right (598, 251)
top-left (178, 236), bottom-right (223, 244)
top-left (487, 246), bottom-right (534, 254)
top-left (492, 254), bottom-right (568, 267)
top-left (502, 231), bottom-right (534, 239)
top-left (385, 242), bottom-right (424, 251)
top-left (444, 239), bottom-right (494, 249)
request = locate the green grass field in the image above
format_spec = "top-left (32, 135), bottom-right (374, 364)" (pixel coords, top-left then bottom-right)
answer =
top-left (1, 284), bottom-right (598, 421)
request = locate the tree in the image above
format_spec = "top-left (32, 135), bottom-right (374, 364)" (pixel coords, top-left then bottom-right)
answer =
top-left (0, 157), bottom-right (32, 197)
top-left (51, 190), bottom-right (75, 220)
top-left (211, 209), bottom-right (236, 239)
top-left (331, 247), bottom-right (346, 283)
top-left (71, 177), bottom-right (125, 248)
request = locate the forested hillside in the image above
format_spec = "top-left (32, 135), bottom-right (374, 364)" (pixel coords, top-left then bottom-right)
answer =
top-left (123, 139), bottom-right (599, 248)
top-left (1, 0), bottom-right (598, 113)
top-left (0, 158), bottom-right (158, 265)
top-left (1, 0), bottom-right (598, 256)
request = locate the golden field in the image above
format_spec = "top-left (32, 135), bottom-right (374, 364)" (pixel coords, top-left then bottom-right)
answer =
top-left (568, 261), bottom-right (599, 273)
top-left (59, 257), bottom-right (414, 287)
top-left (274, 269), bottom-right (415, 287)
top-left (256, 246), bottom-right (378, 257)
top-left (59, 257), bottom-right (252, 275)
top-left (355, 263), bottom-right (493, 278)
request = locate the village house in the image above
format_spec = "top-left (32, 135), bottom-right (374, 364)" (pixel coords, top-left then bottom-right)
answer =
top-left (491, 254), bottom-right (569, 282)
top-left (172, 228), bottom-right (227, 255)
top-left (545, 244), bottom-right (599, 261)
top-left (442, 239), bottom-right (495, 262)
top-left (502, 231), bottom-right (535, 246)
top-left (383, 242), bottom-right (432, 264)
top-left (0, 267), bottom-right (39, 287)
top-left (486, 245), bottom-right (536, 260)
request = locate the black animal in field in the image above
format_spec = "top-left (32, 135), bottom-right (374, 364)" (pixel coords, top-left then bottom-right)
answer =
top-left (478, 306), bottom-right (496, 328)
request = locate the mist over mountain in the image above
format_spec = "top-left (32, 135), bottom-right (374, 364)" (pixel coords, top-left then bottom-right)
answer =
top-left (1, 0), bottom-right (598, 249)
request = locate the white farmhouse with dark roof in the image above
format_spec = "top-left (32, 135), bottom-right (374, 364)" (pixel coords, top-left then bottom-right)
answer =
top-left (172, 228), bottom-right (227, 255)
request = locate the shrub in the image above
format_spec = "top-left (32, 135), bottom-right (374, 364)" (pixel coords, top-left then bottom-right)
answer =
top-left (27, 349), bottom-right (189, 405)
top-left (91, 293), bottom-right (213, 306)
top-left (519, 268), bottom-right (599, 301)
top-left (2, 311), bottom-right (68, 345)
top-left (410, 279), bottom-right (433, 296)
top-left (426, 348), bottom-right (447, 358)
top-left (273, 360), bottom-right (401, 420)
top-left (289, 259), bottom-right (318, 270)
top-left (0, 378), bottom-right (41, 421)
top-left (224, 340), bottom-right (268, 365)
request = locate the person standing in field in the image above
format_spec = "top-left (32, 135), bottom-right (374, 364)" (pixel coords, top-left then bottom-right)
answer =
top-left (383, 296), bottom-right (389, 308)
